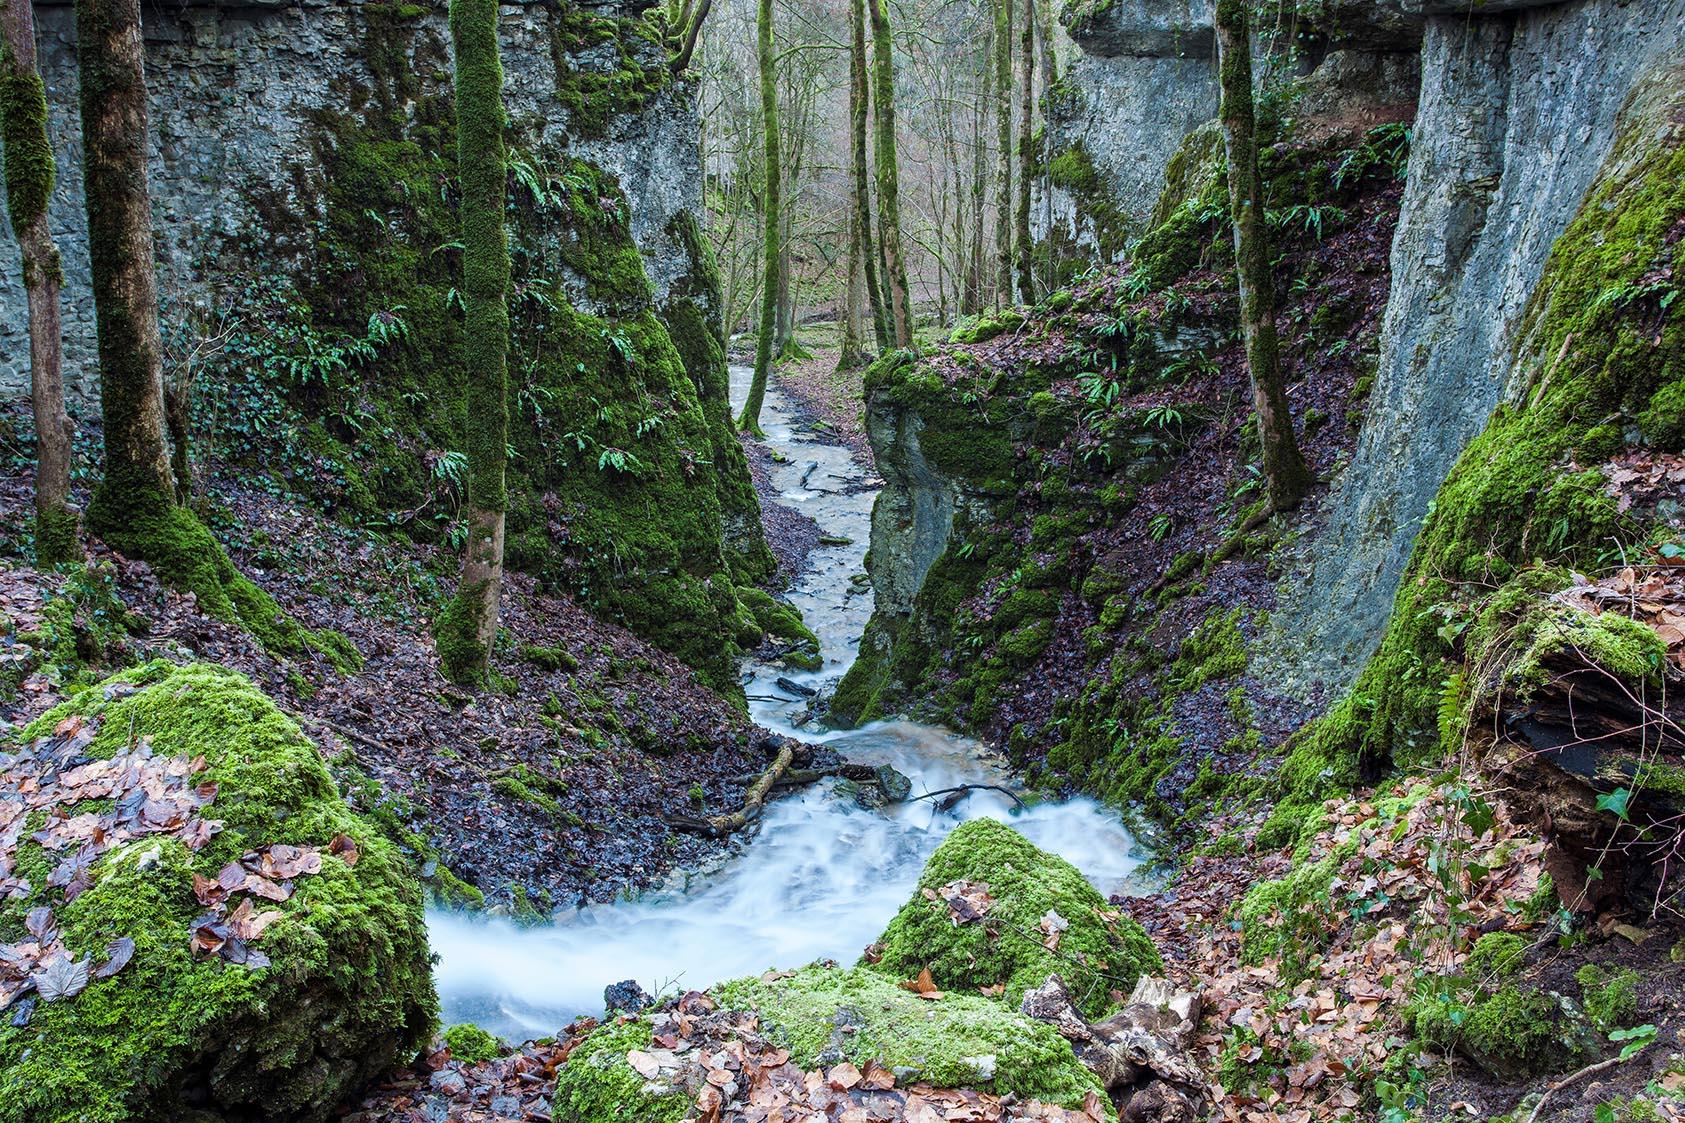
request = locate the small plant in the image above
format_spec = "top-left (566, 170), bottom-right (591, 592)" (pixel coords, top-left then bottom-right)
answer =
top-left (1148, 513), bottom-right (1174, 542)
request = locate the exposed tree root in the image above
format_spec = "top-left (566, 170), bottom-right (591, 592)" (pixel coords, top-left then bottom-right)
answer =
top-left (667, 742), bottom-right (795, 837)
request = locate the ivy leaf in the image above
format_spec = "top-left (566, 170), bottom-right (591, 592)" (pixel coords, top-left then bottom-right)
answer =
top-left (1596, 788), bottom-right (1633, 821)
top-left (1461, 797), bottom-right (1496, 838)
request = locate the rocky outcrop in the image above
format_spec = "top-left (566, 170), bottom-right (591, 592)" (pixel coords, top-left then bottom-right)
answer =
top-left (0, 0), bottom-right (778, 690)
top-left (1040, 0), bottom-right (1419, 262)
top-left (0, 0), bottom-right (704, 401)
top-left (1266, 0), bottom-right (1685, 699)
top-left (0, 663), bottom-right (437, 1123)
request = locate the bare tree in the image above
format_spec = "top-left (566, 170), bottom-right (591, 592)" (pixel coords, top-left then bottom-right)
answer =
top-left (0, 0), bottom-right (77, 563)
top-left (736, 0), bottom-right (781, 434)
top-left (1215, 0), bottom-right (1310, 512)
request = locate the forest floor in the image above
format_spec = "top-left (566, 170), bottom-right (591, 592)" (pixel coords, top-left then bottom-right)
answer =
top-left (0, 424), bottom-right (809, 916)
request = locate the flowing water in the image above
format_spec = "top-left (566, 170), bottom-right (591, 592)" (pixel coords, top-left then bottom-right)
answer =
top-left (428, 366), bottom-right (1145, 1041)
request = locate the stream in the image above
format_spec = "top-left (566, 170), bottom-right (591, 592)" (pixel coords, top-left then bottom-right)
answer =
top-left (428, 366), bottom-right (1146, 1042)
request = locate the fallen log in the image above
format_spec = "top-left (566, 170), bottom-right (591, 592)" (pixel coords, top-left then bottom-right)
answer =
top-left (667, 742), bottom-right (795, 838)
top-left (910, 784), bottom-right (1026, 811)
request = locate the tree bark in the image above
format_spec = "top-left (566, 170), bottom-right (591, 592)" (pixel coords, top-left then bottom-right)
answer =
top-left (1035, 0), bottom-right (1056, 295)
top-left (736, 0), bottom-right (780, 434)
top-left (963, 41), bottom-right (988, 316)
top-left (77, 0), bottom-right (175, 526)
top-left (992, 0), bottom-right (1012, 308)
top-left (438, 0), bottom-right (511, 685)
top-left (851, 0), bottom-right (888, 349)
top-left (868, 0), bottom-right (912, 347)
top-left (1214, 0), bottom-right (1310, 514)
top-left (838, 209), bottom-right (869, 369)
top-left (1014, 0), bottom-right (1034, 304)
top-left (0, 0), bottom-right (77, 564)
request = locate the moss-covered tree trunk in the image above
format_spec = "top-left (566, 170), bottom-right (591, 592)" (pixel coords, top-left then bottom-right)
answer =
top-left (1215, 0), bottom-right (1309, 514)
top-left (839, 205), bottom-right (871, 369)
top-left (963, 41), bottom-right (989, 316)
top-left (1, 0), bottom-right (77, 564)
top-left (437, 0), bottom-right (511, 685)
top-left (1013, 0), bottom-right (1034, 304)
top-left (1034, 0), bottom-right (1056, 295)
top-left (992, 0), bottom-right (1012, 308)
top-left (850, 0), bottom-right (889, 350)
top-left (869, 0), bottom-right (912, 348)
top-left (76, 0), bottom-right (173, 524)
top-left (736, 0), bottom-right (779, 435)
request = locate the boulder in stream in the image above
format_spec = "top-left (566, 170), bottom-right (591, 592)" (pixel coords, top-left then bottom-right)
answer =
top-left (0, 662), bottom-right (437, 1123)
top-left (866, 818), bottom-right (1161, 1018)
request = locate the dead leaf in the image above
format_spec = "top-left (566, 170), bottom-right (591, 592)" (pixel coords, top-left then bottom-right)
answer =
top-left (32, 955), bottom-right (88, 1001)
top-left (93, 937), bottom-right (134, 980)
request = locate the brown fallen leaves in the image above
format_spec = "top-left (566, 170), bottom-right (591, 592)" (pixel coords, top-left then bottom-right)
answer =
top-left (1178, 783), bottom-right (1549, 1123)
top-left (189, 839), bottom-right (348, 967)
top-left (1, 707), bottom-right (223, 1019)
top-left (927, 878), bottom-right (996, 926)
top-left (347, 990), bottom-right (1113, 1123)
top-left (1555, 566), bottom-right (1685, 672)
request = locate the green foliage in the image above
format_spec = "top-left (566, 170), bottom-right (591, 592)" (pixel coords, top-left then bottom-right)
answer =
top-left (868, 819), bottom-right (1161, 1019)
top-left (0, 42), bottom-right (55, 231)
top-left (714, 965), bottom-right (1105, 1106)
top-left (443, 1022), bottom-right (502, 1063)
top-left (550, 1018), bottom-right (690, 1123)
top-left (0, 663), bottom-right (436, 1123)
top-left (1577, 964), bottom-right (1641, 1034)
top-left (1467, 932), bottom-right (1526, 979)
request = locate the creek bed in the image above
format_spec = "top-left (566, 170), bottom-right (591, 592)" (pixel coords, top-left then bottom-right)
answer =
top-left (428, 366), bottom-right (1144, 1041)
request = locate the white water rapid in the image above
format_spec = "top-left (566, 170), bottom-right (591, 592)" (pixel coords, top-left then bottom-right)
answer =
top-left (428, 366), bottom-right (1145, 1041)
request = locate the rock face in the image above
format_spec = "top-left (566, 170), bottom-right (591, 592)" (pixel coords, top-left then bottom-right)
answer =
top-left (0, 0), bottom-right (701, 401)
top-left (1041, 0), bottom-right (1420, 261)
top-left (1266, 0), bottom-right (1685, 697)
top-left (0, 663), bottom-right (437, 1123)
top-left (0, 0), bottom-right (778, 689)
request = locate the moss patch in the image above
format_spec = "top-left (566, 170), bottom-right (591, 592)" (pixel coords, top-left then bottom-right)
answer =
top-left (713, 964), bottom-right (1105, 1106)
top-left (0, 662), bottom-right (436, 1123)
top-left (867, 819), bottom-right (1160, 1018)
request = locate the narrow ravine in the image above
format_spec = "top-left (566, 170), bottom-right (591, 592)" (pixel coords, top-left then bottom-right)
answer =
top-left (428, 368), bottom-right (1146, 1041)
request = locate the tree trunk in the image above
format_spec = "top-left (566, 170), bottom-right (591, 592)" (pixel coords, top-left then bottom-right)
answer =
top-left (1214, 0), bottom-right (1310, 514)
top-left (1, 0), bottom-right (77, 564)
top-left (851, 0), bottom-right (889, 350)
top-left (736, 0), bottom-right (779, 435)
top-left (1035, 0), bottom-right (1056, 295)
top-left (438, 0), bottom-right (511, 685)
top-left (1014, 0), bottom-right (1034, 304)
top-left (774, 237), bottom-right (793, 356)
top-left (963, 42), bottom-right (988, 316)
top-left (77, 0), bottom-right (175, 527)
top-left (992, 0), bottom-right (1012, 308)
top-left (868, 0), bottom-right (912, 347)
top-left (838, 207), bottom-right (869, 369)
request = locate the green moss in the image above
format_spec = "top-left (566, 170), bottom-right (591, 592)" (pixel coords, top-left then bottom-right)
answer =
top-left (443, 1022), bottom-right (503, 1063)
top-left (1301, 71), bottom-right (1684, 789)
top-left (1410, 984), bottom-right (1585, 1078)
top-left (550, 1018), bottom-right (689, 1123)
top-left (1468, 932), bottom-right (1526, 979)
top-left (1236, 846), bottom-right (1351, 984)
top-left (713, 964), bottom-right (1104, 1106)
top-left (736, 587), bottom-right (820, 666)
top-left (0, 44), bottom-right (55, 230)
top-left (519, 642), bottom-right (580, 672)
top-left (868, 819), bottom-right (1160, 1019)
top-left (0, 663), bottom-right (436, 1123)
top-left (1576, 964), bottom-right (1640, 1034)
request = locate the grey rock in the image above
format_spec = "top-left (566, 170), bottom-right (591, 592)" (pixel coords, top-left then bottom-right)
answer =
top-left (1264, 0), bottom-right (1685, 697)
top-left (0, 2), bottom-right (708, 404)
top-left (874, 763), bottom-right (912, 802)
top-left (604, 978), bottom-right (652, 1014)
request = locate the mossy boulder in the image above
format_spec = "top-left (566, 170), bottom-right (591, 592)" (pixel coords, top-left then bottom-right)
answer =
top-left (866, 819), bottom-right (1160, 1019)
top-left (550, 1018), bottom-right (691, 1123)
top-left (712, 964), bottom-right (1105, 1106)
top-left (0, 662), bottom-right (437, 1123)
top-left (1410, 983), bottom-right (1594, 1079)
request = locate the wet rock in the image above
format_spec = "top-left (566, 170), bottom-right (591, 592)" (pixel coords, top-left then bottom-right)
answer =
top-left (874, 763), bottom-right (912, 802)
top-left (605, 979), bottom-right (653, 1014)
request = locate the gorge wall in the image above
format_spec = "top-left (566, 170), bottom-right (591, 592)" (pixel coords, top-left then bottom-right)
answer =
top-left (1265, 0), bottom-right (1685, 698)
top-left (0, 0), bottom-right (777, 693)
top-left (844, 0), bottom-right (1685, 808)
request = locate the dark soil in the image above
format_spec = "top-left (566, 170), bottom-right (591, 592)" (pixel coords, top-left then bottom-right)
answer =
top-left (0, 443), bottom-right (793, 914)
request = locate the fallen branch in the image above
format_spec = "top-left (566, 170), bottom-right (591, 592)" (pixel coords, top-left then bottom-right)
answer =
top-left (1523, 1048), bottom-right (1644, 1123)
top-left (667, 742), bottom-right (795, 838)
top-left (909, 784), bottom-right (1026, 811)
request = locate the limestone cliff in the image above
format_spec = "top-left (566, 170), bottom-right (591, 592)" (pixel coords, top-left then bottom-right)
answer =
top-left (0, 0), bottom-right (776, 692)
